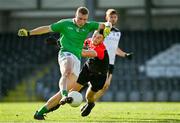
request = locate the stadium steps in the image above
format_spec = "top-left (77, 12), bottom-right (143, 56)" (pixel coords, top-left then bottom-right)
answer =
top-left (2, 61), bottom-right (55, 102)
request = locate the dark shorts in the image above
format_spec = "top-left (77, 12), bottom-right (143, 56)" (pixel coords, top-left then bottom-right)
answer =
top-left (77, 64), bottom-right (107, 92)
top-left (108, 64), bottom-right (114, 74)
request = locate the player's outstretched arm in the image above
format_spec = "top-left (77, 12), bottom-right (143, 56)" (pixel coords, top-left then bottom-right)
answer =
top-left (116, 48), bottom-right (133, 60)
top-left (18, 25), bottom-right (51, 36)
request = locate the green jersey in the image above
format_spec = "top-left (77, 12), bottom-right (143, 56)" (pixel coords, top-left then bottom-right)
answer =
top-left (51, 19), bottom-right (99, 59)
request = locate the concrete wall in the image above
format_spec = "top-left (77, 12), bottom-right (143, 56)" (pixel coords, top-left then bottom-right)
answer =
top-left (5, 12), bottom-right (180, 32)
top-left (0, 0), bottom-right (180, 32)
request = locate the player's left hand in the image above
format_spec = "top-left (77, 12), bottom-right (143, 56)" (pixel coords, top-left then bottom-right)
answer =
top-left (125, 52), bottom-right (134, 60)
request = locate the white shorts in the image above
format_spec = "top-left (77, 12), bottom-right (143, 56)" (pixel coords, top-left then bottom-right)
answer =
top-left (58, 52), bottom-right (80, 77)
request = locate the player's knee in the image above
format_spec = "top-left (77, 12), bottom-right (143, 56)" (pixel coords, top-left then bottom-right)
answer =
top-left (61, 69), bottom-right (72, 77)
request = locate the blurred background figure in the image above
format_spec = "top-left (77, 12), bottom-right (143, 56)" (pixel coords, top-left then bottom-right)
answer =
top-left (0, 0), bottom-right (180, 102)
top-left (94, 9), bottom-right (133, 101)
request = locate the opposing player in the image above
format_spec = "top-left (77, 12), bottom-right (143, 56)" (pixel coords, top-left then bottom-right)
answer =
top-left (62, 30), bottom-right (109, 117)
top-left (94, 9), bottom-right (133, 100)
top-left (18, 7), bottom-right (111, 120)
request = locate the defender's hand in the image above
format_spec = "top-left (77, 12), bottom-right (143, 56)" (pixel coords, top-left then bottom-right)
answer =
top-left (125, 52), bottom-right (134, 60)
top-left (18, 28), bottom-right (29, 36)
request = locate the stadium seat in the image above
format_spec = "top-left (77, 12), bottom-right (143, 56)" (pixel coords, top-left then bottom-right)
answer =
top-left (129, 91), bottom-right (140, 101)
top-left (141, 91), bottom-right (154, 101)
top-left (101, 91), bottom-right (113, 101)
top-left (170, 91), bottom-right (180, 101)
top-left (1, 30), bottom-right (180, 101)
top-left (115, 91), bottom-right (127, 102)
top-left (156, 91), bottom-right (168, 101)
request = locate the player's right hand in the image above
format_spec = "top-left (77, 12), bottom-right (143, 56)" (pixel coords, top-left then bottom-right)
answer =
top-left (18, 28), bottom-right (29, 36)
top-left (125, 52), bottom-right (134, 60)
top-left (103, 22), bottom-right (112, 38)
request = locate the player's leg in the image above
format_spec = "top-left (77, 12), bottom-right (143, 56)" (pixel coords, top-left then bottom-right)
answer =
top-left (40, 53), bottom-right (80, 110)
top-left (45, 92), bottom-right (61, 112)
top-left (60, 82), bottom-right (85, 105)
top-left (34, 57), bottom-right (67, 120)
top-left (35, 70), bottom-right (77, 114)
top-left (59, 55), bottom-right (74, 96)
top-left (46, 72), bottom-right (79, 108)
top-left (71, 63), bottom-right (90, 92)
top-left (94, 65), bottom-right (114, 101)
top-left (59, 73), bottom-right (79, 105)
top-left (81, 86), bottom-right (96, 117)
top-left (34, 91), bottom-right (62, 120)
top-left (70, 82), bottom-right (84, 92)
top-left (34, 52), bottom-right (69, 119)
top-left (60, 63), bottom-right (89, 105)
top-left (67, 54), bottom-right (81, 91)
top-left (86, 85), bottom-right (96, 102)
top-left (34, 52), bottom-right (77, 120)
top-left (94, 73), bottom-right (112, 101)
top-left (81, 74), bottom-right (107, 117)
top-left (34, 73), bottom-right (65, 118)
top-left (35, 72), bottom-right (78, 117)
top-left (46, 73), bottom-right (78, 110)
top-left (59, 52), bottom-right (80, 104)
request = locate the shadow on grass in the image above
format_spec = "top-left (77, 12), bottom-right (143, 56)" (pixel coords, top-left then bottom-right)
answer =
top-left (79, 118), bottom-right (180, 123)
top-left (46, 118), bottom-right (179, 123)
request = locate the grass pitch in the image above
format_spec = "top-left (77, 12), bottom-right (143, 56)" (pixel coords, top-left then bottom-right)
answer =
top-left (0, 102), bottom-right (179, 123)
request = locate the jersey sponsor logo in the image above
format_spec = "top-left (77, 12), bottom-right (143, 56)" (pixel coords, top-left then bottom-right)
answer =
top-left (82, 29), bottom-right (86, 32)
top-left (106, 36), bottom-right (119, 41)
top-left (76, 28), bottom-right (80, 32)
top-left (76, 28), bottom-right (86, 32)
top-left (110, 32), bottom-right (120, 36)
top-left (106, 32), bottom-right (120, 41)
top-left (67, 27), bottom-right (73, 30)
top-left (112, 32), bottom-right (120, 37)
top-left (117, 33), bottom-right (120, 36)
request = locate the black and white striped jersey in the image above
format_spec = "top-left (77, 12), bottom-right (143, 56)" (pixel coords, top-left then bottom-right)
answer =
top-left (104, 27), bottom-right (121, 65)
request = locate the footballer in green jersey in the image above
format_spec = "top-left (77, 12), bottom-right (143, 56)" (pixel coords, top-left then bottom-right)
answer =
top-left (51, 18), bottom-right (99, 59)
top-left (18, 6), bottom-right (111, 120)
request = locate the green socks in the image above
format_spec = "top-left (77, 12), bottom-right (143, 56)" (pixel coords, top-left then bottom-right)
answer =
top-left (61, 90), bottom-right (68, 97)
top-left (37, 90), bottom-right (68, 115)
top-left (37, 106), bottom-right (48, 115)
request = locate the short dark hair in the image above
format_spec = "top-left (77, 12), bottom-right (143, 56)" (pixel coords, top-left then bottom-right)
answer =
top-left (106, 9), bottom-right (118, 16)
top-left (93, 30), bottom-right (104, 38)
top-left (76, 7), bottom-right (89, 15)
